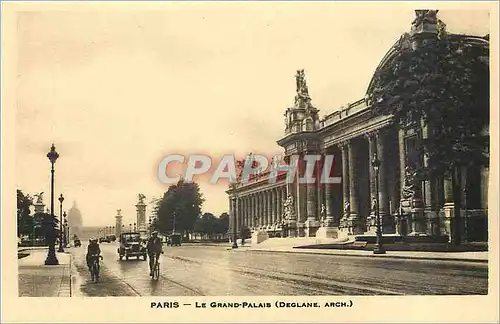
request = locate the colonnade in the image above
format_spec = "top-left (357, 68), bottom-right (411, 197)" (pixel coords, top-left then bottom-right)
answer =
top-left (229, 186), bottom-right (287, 233)
top-left (229, 125), bottom-right (487, 240)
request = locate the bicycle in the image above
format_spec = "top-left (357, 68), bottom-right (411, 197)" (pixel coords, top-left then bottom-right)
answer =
top-left (90, 254), bottom-right (103, 282)
top-left (150, 252), bottom-right (162, 280)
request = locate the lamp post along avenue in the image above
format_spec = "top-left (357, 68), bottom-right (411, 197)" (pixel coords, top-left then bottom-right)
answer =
top-left (45, 144), bottom-right (60, 265)
top-left (63, 212), bottom-right (68, 247)
top-left (372, 152), bottom-right (386, 254)
top-left (231, 183), bottom-right (238, 249)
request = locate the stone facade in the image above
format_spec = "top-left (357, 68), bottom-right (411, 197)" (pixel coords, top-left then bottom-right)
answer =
top-left (226, 11), bottom-right (489, 243)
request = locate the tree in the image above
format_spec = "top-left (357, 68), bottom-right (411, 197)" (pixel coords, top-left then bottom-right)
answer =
top-left (153, 180), bottom-right (205, 238)
top-left (17, 189), bottom-right (33, 237)
top-left (217, 212), bottom-right (230, 235)
top-left (367, 26), bottom-right (489, 244)
top-left (193, 212), bottom-right (230, 240)
top-left (32, 212), bottom-right (59, 245)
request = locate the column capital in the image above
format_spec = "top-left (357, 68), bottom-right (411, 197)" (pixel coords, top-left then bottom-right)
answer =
top-left (364, 131), bottom-right (377, 140)
top-left (338, 140), bottom-right (350, 150)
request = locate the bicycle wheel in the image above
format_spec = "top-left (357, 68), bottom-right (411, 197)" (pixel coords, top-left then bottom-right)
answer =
top-left (92, 262), bottom-right (99, 282)
top-left (154, 262), bottom-right (160, 280)
top-left (90, 264), bottom-right (95, 282)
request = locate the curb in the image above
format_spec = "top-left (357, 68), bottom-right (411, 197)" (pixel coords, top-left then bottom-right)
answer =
top-left (69, 253), bottom-right (83, 297)
top-left (238, 248), bottom-right (488, 264)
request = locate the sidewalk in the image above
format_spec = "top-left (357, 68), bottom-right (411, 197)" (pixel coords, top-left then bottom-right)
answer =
top-left (18, 249), bottom-right (73, 297)
top-left (228, 239), bottom-right (489, 263)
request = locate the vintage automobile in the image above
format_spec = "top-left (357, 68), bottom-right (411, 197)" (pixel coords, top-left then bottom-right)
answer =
top-left (167, 234), bottom-right (182, 246)
top-left (106, 234), bottom-right (116, 242)
top-left (118, 232), bottom-right (147, 260)
top-left (99, 236), bottom-right (110, 243)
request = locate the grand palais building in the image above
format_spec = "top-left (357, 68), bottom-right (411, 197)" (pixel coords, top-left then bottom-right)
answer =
top-left (227, 10), bottom-right (489, 244)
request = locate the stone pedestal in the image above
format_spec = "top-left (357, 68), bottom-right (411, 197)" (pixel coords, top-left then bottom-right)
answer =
top-left (34, 202), bottom-right (45, 214)
top-left (408, 198), bottom-right (427, 235)
top-left (315, 226), bottom-right (341, 239)
top-left (305, 220), bottom-right (320, 237)
top-left (251, 230), bottom-right (269, 245)
top-left (297, 222), bottom-right (306, 237)
top-left (348, 215), bottom-right (364, 235)
top-left (115, 210), bottom-right (123, 238)
top-left (442, 203), bottom-right (454, 242)
top-left (365, 213), bottom-right (377, 234)
top-left (136, 202), bottom-right (147, 233)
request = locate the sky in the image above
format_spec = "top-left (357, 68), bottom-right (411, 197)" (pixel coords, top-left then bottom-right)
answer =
top-left (14, 3), bottom-right (490, 227)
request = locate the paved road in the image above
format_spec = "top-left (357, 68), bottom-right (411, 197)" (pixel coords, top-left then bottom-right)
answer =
top-left (70, 243), bottom-right (488, 296)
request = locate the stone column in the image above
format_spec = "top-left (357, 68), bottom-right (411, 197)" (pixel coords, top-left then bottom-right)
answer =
top-left (245, 195), bottom-right (248, 228)
top-left (376, 130), bottom-right (392, 233)
top-left (232, 196), bottom-right (238, 241)
top-left (257, 193), bottom-right (262, 227)
top-left (135, 201), bottom-right (147, 236)
top-left (443, 175), bottom-right (454, 242)
top-left (243, 197), bottom-right (247, 227)
top-left (315, 149), bottom-right (342, 239)
top-left (269, 189), bottom-right (276, 225)
top-left (397, 128), bottom-right (410, 235)
top-left (115, 209), bottom-right (123, 238)
top-left (347, 139), bottom-right (362, 234)
top-left (268, 190), bottom-right (273, 227)
top-left (340, 142), bottom-right (350, 232)
top-left (366, 132), bottom-right (378, 233)
top-left (251, 194), bottom-right (256, 228)
top-left (228, 196), bottom-right (233, 241)
top-left (317, 153), bottom-right (324, 221)
top-left (305, 180), bottom-right (319, 237)
top-left (279, 187), bottom-right (285, 221)
top-left (296, 154), bottom-right (306, 236)
top-left (305, 153), bottom-right (320, 237)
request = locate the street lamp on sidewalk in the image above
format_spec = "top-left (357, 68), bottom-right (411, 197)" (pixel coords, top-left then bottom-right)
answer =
top-left (58, 194), bottom-right (65, 252)
top-left (230, 183), bottom-right (238, 249)
top-left (63, 212), bottom-right (68, 247)
top-left (371, 152), bottom-right (386, 255)
top-left (45, 144), bottom-right (60, 265)
top-left (172, 211), bottom-right (176, 234)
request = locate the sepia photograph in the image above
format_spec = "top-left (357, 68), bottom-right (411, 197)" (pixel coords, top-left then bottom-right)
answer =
top-left (2, 1), bottom-right (498, 323)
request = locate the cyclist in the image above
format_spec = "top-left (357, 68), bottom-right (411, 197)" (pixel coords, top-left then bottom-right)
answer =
top-left (146, 231), bottom-right (163, 277)
top-left (86, 237), bottom-right (101, 273)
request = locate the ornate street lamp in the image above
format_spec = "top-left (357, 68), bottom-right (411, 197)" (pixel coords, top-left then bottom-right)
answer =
top-left (45, 144), bottom-right (60, 265)
top-left (134, 222), bottom-right (136, 232)
top-left (231, 195), bottom-right (238, 249)
top-left (371, 152), bottom-right (386, 254)
top-left (57, 194), bottom-right (65, 252)
top-left (63, 212), bottom-right (68, 247)
top-left (172, 211), bottom-right (176, 234)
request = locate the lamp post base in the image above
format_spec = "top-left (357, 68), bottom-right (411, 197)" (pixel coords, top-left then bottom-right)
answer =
top-left (45, 248), bottom-right (59, 265)
top-left (373, 244), bottom-right (386, 254)
top-left (232, 234), bottom-right (238, 249)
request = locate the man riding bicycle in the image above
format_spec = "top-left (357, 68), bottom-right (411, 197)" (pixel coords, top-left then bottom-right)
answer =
top-left (86, 238), bottom-right (101, 272)
top-left (146, 231), bottom-right (163, 277)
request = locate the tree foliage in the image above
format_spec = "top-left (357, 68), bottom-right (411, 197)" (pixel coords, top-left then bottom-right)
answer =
top-left (367, 26), bottom-right (489, 244)
top-left (193, 212), bottom-right (230, 238)
top-left (17, 189), bottom-right (33, 236)
top-left (368, 30), bottom-right (489, 175)
top-left (153, 180), bottom-right (205, 236)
